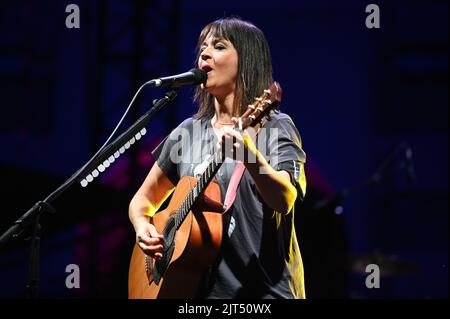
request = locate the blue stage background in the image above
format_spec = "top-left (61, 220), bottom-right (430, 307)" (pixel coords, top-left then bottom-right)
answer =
top-left (0, 0), bottom-right (447, 298)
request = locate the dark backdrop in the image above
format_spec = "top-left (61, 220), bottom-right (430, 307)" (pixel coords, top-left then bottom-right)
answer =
top-left (0, 0), bottom-right (447, 298)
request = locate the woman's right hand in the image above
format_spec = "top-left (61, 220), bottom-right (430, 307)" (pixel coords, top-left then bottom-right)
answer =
top-left (134, 219), bottom-right (164, 261)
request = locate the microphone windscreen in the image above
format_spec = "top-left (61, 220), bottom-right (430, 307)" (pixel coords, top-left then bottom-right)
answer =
top-left (190, 68), bottom-right (208, 85)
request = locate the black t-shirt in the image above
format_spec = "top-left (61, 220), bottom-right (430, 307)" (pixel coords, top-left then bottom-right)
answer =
top-left (152, 111), bottom-right (307, 299)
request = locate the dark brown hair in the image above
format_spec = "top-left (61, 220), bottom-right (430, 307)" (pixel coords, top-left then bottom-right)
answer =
top-left (194, 17), bottom-right (274, 119)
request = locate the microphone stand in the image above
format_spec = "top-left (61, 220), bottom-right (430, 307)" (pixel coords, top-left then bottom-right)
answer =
top-left (0, 89), bottom-right (178, 298)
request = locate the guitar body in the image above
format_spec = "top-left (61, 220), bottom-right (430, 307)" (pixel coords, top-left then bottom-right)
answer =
top-left (128, 175), bottom-right (223, 299)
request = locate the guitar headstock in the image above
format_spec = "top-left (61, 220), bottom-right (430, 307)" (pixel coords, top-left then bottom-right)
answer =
top-left (239, 82), bottom-right (282, 130)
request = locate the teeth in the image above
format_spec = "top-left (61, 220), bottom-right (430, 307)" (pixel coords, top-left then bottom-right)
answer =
top-left (92, 169), bottom-right (99, 177)
top-left (119, 146), bottom-right (125, 154)
top-left (98, 164), bottom-right (105, 172)
top-left (86, 174), bottom-right (94, 183)
top-left (114, 151), bottom-right (120, 158)
top-left (124, 141), bottom-right (130, 149)
top-left (108, 156), bottom-right (115, 164)
top-left (129, 137), bottom-right (135, 145)
top-left (141, 128), bottom-right (147, 136)
top-left (135, 132), bottom-right (141, 140)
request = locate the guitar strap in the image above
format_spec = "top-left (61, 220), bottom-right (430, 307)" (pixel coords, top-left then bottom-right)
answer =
top-left (222, 119), bottom-right (267, 214)
top-left (222, 161), bottom-right (246, 214)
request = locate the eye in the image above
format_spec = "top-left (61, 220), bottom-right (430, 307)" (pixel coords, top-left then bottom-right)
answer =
top-left (215, 43), bottom-right (226, 50)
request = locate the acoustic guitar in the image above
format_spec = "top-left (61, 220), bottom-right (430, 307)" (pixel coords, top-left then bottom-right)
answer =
top-left (128, 82), bottom-right (282, 298)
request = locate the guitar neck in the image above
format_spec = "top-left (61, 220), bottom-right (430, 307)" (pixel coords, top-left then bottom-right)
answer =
top-left (173, 148), bottom-right (224, 230)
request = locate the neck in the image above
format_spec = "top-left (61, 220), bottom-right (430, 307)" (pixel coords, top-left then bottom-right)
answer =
top-left (213, 94), bottom-right (235, 124)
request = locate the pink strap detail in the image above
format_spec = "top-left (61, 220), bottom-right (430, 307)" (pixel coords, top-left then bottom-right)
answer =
top-left (222, 161), bottom-right (246, 214)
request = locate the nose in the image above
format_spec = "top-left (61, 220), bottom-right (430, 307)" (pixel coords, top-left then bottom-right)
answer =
top-left (200, 46), bottom-right (212, 61)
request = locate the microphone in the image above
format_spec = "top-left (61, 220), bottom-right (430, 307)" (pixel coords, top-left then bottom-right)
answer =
top-left (148, 68), bottom-right (207, 88)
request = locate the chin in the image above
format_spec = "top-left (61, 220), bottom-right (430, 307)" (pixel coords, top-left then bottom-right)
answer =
top-left (202, 84), bottom-right (214, 93)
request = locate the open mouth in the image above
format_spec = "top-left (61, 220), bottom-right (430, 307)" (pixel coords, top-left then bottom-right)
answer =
top-left (201, 65), bottom-right (213, 73)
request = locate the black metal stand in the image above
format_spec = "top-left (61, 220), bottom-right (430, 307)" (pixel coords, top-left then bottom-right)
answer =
top-left (26, 219), bottom-right (40, 299)
top-left (0, 89), bottom-right (178, 298)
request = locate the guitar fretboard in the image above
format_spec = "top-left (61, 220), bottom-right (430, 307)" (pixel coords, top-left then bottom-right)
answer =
top-left (173, 148), bottom-right (224, 230)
